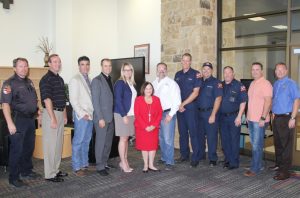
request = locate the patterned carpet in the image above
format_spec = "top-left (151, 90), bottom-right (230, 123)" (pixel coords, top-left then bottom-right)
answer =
top-left (1, 147), bottom-right (300, 198)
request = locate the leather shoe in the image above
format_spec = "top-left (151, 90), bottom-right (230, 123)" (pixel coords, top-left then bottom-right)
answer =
top-left (46, 176), bottom-right (64, 182)
top-left (268, 165), bottom-right (279, 171)
top-left (244, 170), bottom-right (256, 177)
top-left (190, 161), bottom-right (199, 168)
top-left (273, 172), bottom-right (290, 180)
top-left (56, 171), bottom-right (68, 177)
top-left (21, 171), bottom-right (41, 179)
top-left (98, 169), bottom-right (109, 176)
top-left (175, 157), bottom-right (189, 163)
top-left (227, 166), bottom-right (238, 170)
top-left (148, 168), bottom-right (161, 172)
top-left (209, 161), bottom-right (217, 167)
top-left (105, 164), bottom-right (115, 170)
top-left (223, 162), bottom-right (229, 168)
top-left (74, 170), bottom-right (86, 177)
top-left (9, 179), bottom-right (26, 187)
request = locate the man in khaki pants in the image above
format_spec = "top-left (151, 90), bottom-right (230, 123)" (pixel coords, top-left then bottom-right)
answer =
top-left (39, 54), bottom-right (68, 182)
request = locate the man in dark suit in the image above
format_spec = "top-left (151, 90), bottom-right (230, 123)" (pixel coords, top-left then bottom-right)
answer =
top-left (91, 58), bottom-right (114, 176)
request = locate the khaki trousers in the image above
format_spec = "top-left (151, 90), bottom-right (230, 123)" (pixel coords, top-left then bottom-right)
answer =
top-left (42, 109), bottom-right (64, 179)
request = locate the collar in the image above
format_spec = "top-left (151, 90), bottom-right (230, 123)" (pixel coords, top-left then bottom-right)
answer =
top-left (48, 70), bottom-right (59, 76)
top-left (182, 67), bottom-right (192, 74)
top-left (14, 73), bottom-right (26, 81)
top-left (277, 76), bottom-right (288, 83)
top-left (101, 72), bottom-right (110, 79)
top-left (203, 76), bottom-right (213, 82)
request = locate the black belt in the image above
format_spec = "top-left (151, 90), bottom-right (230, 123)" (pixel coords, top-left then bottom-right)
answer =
top-left (274, 113), bottom-right (291, 118)
top-left (221, 110), bottom-right (239, 117)
top-left (53, 107), bottom-right (64, 112)
top-left (13, 111), bottom-right (36, 119)
top-left (163, 108), bottom-right (171, 112)
top-left (198, 107), bottom-right (213, 112)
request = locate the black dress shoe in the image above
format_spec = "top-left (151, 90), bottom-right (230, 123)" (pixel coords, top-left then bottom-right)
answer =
top-left (98, 169), bottom-right (109, 176)
top-left (21, 171), bottom-right (41, 179)
top-left (227, 166), bottom-right (238, 170)
top-left (209, 161), bottom-right (217, 167)
top-left (142, 169), bottom-right (148, 173)
top-left (190, 161), bottom-right (199, 168)
top-left (105, 164), bottom-right (115, 170)
top-left (148, 168), bottom-right (161, 172)
top-left (157, 159), bottom-right (166, 164)
top-left (56, 171), bottom-right (68, 177)
top-left (273, 173), bottom-right (290, 180)
top-left (9, 179), bottom-right (26, 187)
top-left (45, 176), bottom-right (64, 182)
top-left (175, 157), bottom-right (189, 163)
top-left (268, 165), bottom-right (279, 171)
top-left (223, 162), bottom-right (229, 168)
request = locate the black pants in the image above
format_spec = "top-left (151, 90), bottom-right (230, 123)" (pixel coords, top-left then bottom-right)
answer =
top-left (8, 116), bottom-right (35, 182)
top-left (272, 115), bottom-right (295, 175)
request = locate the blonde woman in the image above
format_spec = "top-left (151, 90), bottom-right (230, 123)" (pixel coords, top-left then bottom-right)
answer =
top-left (113, 63), bottom-right (137, 172)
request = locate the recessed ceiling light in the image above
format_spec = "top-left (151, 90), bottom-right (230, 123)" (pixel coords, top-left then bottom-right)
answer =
top-left (248, 17), bottom-right (266, 21)
top-left (272, 25), bottom-right (287, 30)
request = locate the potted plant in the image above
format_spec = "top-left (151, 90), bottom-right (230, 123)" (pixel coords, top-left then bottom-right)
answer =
top-left (37, 37), bottom-right (53, 67)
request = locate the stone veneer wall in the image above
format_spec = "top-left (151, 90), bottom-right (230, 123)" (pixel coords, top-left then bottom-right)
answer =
top-left (161, 0), bottom-right (217, 149)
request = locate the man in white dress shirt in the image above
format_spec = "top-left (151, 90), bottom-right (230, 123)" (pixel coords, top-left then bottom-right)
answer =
top-left (153, 62), bottom-right (181, 170)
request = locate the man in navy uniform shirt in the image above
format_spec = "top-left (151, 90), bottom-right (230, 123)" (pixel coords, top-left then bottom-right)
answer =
top-left (197, 62), bottom-right (223, 167)
top-left (174, 53), bottom-right (202, 167)
top-left (271, 62), bottom-right (300, 180)
top-left (219, 66), bottom-right (247, 170)
top-left (0, 58), bottom-right (40, 187)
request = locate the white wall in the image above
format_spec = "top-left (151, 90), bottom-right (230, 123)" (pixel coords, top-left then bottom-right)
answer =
top-left (0, 0), bottom-right (54, 67)
top-left (117, 0), bottom-right (161, 82)
top-left (0, 0), bottom-right (161, 82)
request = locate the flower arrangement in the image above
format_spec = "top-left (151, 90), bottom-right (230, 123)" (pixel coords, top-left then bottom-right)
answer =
top-left (37, 37), bottom-right (53, 67)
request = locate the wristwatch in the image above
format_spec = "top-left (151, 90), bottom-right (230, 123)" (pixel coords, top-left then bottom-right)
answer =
top-left (290, 116), bottom-right (295, 120)
top-left (260, 116), bottom-right (266, 121)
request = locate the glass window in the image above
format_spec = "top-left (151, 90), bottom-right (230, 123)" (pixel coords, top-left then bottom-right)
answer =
top-left (221, 48), bottom-right (285, 82)
top-left (292, 0), bottom-right (300, 8)
top-left (222, 14), bottom-right (287, 48)
top-left (291, 11), bottom-right (300, 43)
top-left (222, 0), bottom-right (287, 19)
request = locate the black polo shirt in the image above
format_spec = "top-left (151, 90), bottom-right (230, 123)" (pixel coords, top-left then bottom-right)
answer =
top-left (0, 74), bottom-right (38, 114)
top-left (39, 70), bottom-right (66, 109)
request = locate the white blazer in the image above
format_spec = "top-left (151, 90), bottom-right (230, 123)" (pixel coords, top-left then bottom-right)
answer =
top-left (69, 73), bottom-right (94, 120)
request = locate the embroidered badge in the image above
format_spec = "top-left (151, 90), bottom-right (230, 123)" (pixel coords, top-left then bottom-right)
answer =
top-left (218, 83), bottom-right (223, 88)
top-left (241, 86), bottom-right (246, 92)
top-left (3, 85), bottom-right (11, 94)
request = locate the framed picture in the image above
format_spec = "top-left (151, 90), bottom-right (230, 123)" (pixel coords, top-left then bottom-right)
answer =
top-left (134, 44), bottom-right (150, 74)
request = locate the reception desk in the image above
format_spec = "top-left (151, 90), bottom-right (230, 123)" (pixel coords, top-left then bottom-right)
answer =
top-left (33, 127), bottom-right (73, 159)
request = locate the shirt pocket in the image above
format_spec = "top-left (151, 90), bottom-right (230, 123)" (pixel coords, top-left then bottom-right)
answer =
top-left (229, 91), bottom-right (237, 103)
top-left (205, 86), bottom-right (213, 97)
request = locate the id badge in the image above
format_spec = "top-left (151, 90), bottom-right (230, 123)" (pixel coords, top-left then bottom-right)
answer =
top-left (229, 96), bottom-right (235, 102)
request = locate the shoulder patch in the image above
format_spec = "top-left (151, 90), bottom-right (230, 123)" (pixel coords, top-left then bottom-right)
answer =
top-left (217, 83), bottom-right (223, 88)
top-left (241, 85), bottom-right (246, 92)
top-left (3, 85), bottom-right (11, 94)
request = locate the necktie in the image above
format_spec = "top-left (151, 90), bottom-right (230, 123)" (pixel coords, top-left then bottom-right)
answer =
top-left (83, 74), bottom-right (91, 90)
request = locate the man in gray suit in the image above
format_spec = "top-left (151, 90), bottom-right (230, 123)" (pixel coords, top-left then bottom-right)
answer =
top-left (91, 58), bottom-right (114, 176)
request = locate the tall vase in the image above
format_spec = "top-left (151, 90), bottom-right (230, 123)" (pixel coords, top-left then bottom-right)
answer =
top-left (44, 53), bottom-right (49, 67)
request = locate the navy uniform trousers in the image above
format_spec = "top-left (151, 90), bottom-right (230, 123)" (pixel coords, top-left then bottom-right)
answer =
top-left (219, 113), bottom-right (240, 167)
top-left (8, 116), bottom-right (35, 182)
top-left (177, 108), bottom-right (202, 162)
top-left (198, 110), bottom-right (218, 162)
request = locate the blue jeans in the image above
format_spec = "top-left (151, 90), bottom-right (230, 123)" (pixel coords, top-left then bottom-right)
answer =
top-left (72, 113), bottom-right (93, 171)
top-left (248, 121), bottom-right (266, 174)
top-left (159, 111), bottom-right (176, 165)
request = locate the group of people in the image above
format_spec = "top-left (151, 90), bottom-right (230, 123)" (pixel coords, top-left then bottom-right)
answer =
top-left (1, 52), bottom-right (299, 188)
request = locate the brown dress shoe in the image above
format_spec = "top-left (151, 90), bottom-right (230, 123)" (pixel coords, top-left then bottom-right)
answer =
top-left (244, 170), bottom-right (256, 177)
top-left (273, 172), bottom-right (290, 180)
top-left (75, 170), bottom-right (86, 177)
